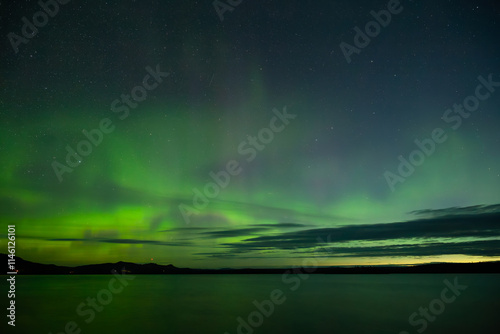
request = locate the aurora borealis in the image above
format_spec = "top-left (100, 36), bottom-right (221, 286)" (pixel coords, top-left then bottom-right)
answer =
top-left (1, 0), bottom-right (500, 268)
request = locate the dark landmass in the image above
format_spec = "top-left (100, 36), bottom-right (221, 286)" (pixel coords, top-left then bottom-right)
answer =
top-left (2, 254), bottom-right (500, 275)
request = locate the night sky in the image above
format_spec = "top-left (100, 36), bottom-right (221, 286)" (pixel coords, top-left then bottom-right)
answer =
top-left (1, 0), bottom-right (500, 268)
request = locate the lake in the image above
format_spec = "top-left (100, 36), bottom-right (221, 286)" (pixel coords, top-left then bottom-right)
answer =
top-left (3, 274), bottom-right (499, 334)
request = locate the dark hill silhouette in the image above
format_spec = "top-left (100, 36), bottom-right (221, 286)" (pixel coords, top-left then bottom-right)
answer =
top-left (2, 254), bottom-right (500, 275)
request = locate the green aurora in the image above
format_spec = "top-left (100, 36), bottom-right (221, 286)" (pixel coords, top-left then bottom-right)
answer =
top-left (1, 0), bottom-right (500, 268)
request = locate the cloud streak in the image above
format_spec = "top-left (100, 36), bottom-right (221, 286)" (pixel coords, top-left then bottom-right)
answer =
top-left (215, 210), bottom-right (500, 257)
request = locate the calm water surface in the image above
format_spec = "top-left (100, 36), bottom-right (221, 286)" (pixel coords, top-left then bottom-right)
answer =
top-left (4, 274), bottom-right (499, 334)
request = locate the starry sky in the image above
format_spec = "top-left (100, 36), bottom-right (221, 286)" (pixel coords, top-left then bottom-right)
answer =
top-left (1, 0), bottom-right (500, 268)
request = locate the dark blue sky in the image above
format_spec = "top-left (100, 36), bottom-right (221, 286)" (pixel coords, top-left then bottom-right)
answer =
top-left (1, 0), bottom-right (500, 267)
